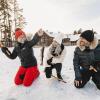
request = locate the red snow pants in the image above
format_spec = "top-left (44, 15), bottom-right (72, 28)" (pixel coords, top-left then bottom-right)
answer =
top-left (14, 66), bottom-right (40, 87)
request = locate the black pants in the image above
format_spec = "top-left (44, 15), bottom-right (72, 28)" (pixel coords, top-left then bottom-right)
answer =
top-left (74, 69), bottom-right (100, 89)
top-left (45, 63), bottom-right (62, 78)
top-left (92, 71), bottom-right (100, 89)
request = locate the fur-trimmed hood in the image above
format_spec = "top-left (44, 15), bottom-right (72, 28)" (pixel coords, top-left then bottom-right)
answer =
top-left (77, 36), bottom-right (98, 51)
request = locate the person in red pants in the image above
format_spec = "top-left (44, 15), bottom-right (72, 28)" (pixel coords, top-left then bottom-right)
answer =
top-left (1, 28), bottom-right (43, 87)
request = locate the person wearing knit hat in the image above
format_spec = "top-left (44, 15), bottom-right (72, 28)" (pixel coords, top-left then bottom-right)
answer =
top-left (14, 28), bottom-right (27, 43)
top-left (80, 30), bottom-right (94, 42)
top-left (1, 28), bottom-right (43, 87)
top-left (44, 33), bottom-right (66, 80)
top-left (73, 30), bottom-right (100, 90)
top-left (15, 28), bottom-right (26, 39)
top-left (76, 30), bottom-right (98, 51)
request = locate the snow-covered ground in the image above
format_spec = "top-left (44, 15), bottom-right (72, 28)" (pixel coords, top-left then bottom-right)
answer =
top-left (0, 46), bottom-right (100, 100)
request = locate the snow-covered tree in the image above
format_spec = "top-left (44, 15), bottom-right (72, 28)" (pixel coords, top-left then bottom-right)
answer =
top-left (0, 0), bottom-right (26, 46)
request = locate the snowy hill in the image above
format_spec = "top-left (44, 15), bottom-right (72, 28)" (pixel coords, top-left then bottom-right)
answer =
top-left (0, 46), bottom-right (100, 100)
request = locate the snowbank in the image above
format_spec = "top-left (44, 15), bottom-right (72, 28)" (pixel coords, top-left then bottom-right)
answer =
top-left (0, 46), bottom-right (100, 100)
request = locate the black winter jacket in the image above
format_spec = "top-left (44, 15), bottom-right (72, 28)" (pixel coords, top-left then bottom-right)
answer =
top-left (2, 34), bottom-right (41, 68)
top-left (73, 47), bottom-right (95, 80)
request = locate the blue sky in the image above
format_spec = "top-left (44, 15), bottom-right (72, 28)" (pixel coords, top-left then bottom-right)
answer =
top-left (18, 0), bottom-right (100, 34)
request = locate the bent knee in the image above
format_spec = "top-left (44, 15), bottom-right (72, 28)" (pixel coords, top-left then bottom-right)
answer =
top-left (14, 79), bottom-right (23, 85)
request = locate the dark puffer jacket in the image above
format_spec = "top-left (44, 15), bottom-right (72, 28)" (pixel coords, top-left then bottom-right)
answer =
top-left (73, 37), bottom-right (98, 80)
top-left (73, 47), bottom-right (94, 80)
top-left (2, 34), bottom-right (41, 68)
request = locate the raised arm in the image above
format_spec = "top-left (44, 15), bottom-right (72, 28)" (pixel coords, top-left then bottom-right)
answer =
top-left (27, 29), bottom-right (43, 47)
top-left (27, 33), bottom-right (41, 47)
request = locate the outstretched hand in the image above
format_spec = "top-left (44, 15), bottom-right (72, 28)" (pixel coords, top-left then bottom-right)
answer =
top-left (37, 29), bottom-right (44, 36)
top-left (0, 42), bottom-right (8, 53)
top-left (0, 42), bottom-right (11, 55)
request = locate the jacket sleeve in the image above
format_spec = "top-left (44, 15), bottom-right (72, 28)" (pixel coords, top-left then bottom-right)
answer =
top-left (73, 48), bottom-right (82, 80)
top-left (3, 47), bottom-right (17, 59)
top-left (44, 46), bottom-right (53, 67)
top-left (52, 48), bottom-right (66, 64)
top-left (27, 33), bottom-right (41, 48)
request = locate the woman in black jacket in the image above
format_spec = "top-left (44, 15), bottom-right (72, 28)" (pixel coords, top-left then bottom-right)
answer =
top-left (1, 28), bottom-right (43, 87)
top-left (73, 30), bottom-right (99, 89)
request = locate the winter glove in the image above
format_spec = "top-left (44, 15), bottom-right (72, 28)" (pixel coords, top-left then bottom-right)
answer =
top-left (1, 47), bottom-right (11, 56)
top-left (47, 57), bottom-right (53, 65)
top-left (52, 53), bottom-right (59, 57)
top-left (1, 47), bottom-right (8, 53)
